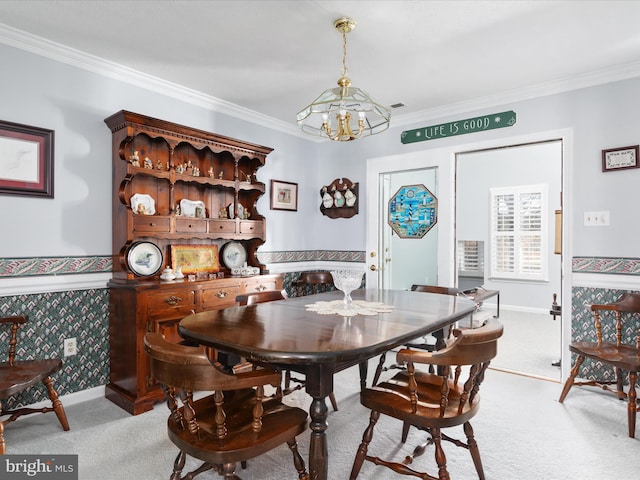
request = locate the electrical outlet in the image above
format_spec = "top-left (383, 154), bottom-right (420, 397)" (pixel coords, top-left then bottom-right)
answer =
top-left (63, 337), bottom-right (77, 357)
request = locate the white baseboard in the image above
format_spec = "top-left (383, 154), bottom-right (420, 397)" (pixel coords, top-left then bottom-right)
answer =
top-left (23, 386), bottom-right (105, 410)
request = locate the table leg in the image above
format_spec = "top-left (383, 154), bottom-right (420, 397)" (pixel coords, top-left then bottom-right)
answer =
top-left (305, 365), bottom-right (333, 480)
top-left (309, 396), bottom-right (328, 480)
top-left (359, 360), bottom-right (368, 391)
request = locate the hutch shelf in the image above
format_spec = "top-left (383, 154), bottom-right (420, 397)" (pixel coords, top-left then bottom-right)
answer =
top-left (105, 110), bottom-right (282, 414)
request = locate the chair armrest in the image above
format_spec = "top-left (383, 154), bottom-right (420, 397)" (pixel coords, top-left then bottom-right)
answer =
top-left (0, 316), bottom-right (26, 325)
top-left (396, 318), bottom-right (503, 366)
top-left (144, 333), bottom-right (282, 391)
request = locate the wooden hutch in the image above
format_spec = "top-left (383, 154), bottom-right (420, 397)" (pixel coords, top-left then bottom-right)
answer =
top-left (105, 110), bottom-right (282, 414)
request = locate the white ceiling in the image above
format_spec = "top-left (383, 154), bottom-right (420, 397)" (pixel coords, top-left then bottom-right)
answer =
top-left (2, 0), bottom-right (640, 130)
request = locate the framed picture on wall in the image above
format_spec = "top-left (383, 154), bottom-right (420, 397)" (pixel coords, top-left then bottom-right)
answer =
top-left (270, 179), bottom-right (298, 211)
top-left (602, 145), bottom-right (639, 172)
top-left (0, 120), bottom-right (54, 198)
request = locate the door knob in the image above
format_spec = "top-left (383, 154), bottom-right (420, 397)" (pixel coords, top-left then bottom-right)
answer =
top-left (370, 265), bottom-right (383, 271)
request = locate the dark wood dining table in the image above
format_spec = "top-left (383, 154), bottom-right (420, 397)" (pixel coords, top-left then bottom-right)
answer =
top-left (179, 288), bottom-right (477, 480)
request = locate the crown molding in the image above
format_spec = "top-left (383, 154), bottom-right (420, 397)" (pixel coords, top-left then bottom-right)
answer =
top-left (3, 23), bottom-right (640, 139)
top-left (0, 23), bottom-right (305, 139)
top-left (391, 61), bottom-right (640, 129)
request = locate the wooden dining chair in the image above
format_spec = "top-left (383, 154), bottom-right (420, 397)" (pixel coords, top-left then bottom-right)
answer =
top-left (144, 332), bottom-right (309, 480)
top-left (407, 284), bottom-right (462, 349)
top-left (371, 285), bottom-right (462, 386)
top-left (291, 271), bottom-right (334, 297)
top-left (559, 291), bottom-right (640, 438)
top-left (0, 315), bottom-right (70, 454)
top-left (350, 318), bottom-right (503, 480)
top-left (235, 289), bottom-right (290, 306)
top-left (235, 290), bottom-right (340, 411)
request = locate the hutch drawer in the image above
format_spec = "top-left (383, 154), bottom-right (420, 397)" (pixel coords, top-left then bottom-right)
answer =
top-left (175, 218), bottom-right (207, 234)
top-left (146, 288), bottom-right (197, 315)
top-left (132, 215), bottom-right (171, 233)
top-left (201, 285), bottom-right (241, 309)
top-left (209, 219), bottom-right (236, 234)
top-left (239, 221), bottom-right (264, 235)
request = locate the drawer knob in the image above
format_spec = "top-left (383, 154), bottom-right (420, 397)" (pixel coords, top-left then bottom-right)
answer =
top-left (150, 222), bottom-right (156, 227)
top-left (165, 295), bottom-right (182, 306)
top-left (256, 285), bottom-right (267, 291)
top-left (216, 291), bottom-right (228, 298)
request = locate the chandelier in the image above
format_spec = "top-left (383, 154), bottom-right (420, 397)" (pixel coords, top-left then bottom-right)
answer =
top-left (296, 17), bottom-right (391, 141)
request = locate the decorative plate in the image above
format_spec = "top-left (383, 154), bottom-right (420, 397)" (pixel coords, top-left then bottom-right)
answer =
top-left (221, 241), bottom-right (247, 270)
top-left (127, 241), bottom-right (163, 277)
top-left (130, 193), bottom-right (155, 215)
top-left (180, 199), bottom-right (206, 218)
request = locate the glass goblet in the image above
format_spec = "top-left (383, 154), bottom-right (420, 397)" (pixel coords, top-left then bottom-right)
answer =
top-left (330, 270), bottom-right (363, 310)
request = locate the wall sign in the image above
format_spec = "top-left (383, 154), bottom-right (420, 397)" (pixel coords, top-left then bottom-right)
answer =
top-left (400, 110), bottom-right (516, 144)
top-left (388, 184), bottom-right (437, 238)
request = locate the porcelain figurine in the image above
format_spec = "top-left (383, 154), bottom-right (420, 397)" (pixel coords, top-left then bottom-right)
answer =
top-left (144, 157), bottom-right (153, 169)
top-left (322, 186), bottom-right (333, 208)
top-left (333, 186), bottom-right (345, 207)
top-left (345, 186), bottom-right (357, 207)
top-left (129, 150), bottom-right (140, 167)
top-left (174, 267), bottom-right (184, 280)
top-left (160, 267), bottom-right (176, 281)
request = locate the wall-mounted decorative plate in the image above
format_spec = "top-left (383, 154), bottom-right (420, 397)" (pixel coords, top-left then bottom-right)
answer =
top-left (127, 241), bottom-right (163, 277)
top-left (221, 241), bottom-right (247, 270)
top-left (130, 193), bottom-right (155, 215)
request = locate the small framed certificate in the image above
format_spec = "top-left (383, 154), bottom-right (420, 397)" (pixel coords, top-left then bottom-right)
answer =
top-left (602, 145), bottom-right (639, 172)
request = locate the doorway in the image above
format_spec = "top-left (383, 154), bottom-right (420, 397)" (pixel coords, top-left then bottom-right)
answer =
top-left (366, 135), bottom-right (566, 381)
top-left (376, 168), bottom-right (439, 290)
top-left (456, 140), bottom-right (563, 380)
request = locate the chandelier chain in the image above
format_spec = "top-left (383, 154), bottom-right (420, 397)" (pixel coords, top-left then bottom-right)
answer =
top-left (342, 29), bottom-right (348, 78)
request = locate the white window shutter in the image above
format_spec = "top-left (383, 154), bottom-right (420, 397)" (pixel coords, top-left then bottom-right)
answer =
top-left (490, 185), bottom-right (548, 281)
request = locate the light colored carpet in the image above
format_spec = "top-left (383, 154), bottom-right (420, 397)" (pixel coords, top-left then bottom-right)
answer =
top-left (490, 308), bottom-right (562, 381)
top-left (5, 360), bottom-right (640, 480)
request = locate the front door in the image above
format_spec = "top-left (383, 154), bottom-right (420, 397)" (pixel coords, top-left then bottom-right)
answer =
top-left (372, 168), bottom-right (439, 290)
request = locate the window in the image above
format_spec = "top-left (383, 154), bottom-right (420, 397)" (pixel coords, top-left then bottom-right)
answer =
top-left (457, 240), bottom-right (484, 277)
top-left (490, 184), bottom-right (548, 281)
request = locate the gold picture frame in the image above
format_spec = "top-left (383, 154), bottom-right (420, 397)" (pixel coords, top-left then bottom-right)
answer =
top-left (170, 244), bottom-right (220, 275)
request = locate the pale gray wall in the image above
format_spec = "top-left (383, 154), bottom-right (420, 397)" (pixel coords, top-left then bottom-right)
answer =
top-left (314, 77), bottom-right (640, 262)
top-left (2, 41), bottom-right (640, 280)
top-left (0, 43), bottom-right (317, 256)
